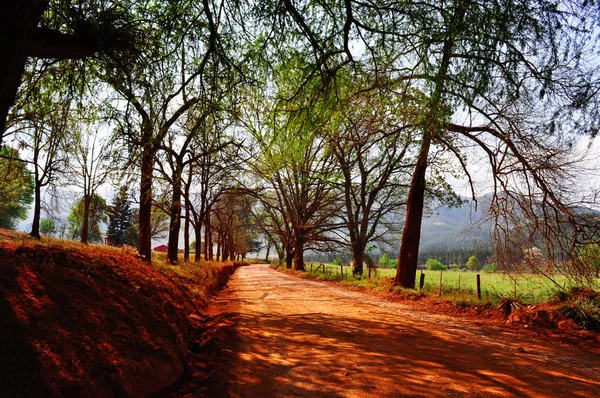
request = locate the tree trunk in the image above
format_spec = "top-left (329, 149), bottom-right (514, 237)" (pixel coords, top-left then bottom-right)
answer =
top-left (352, 244), bottom-right (365, 276)
top-left (207, 217), bottom-right (214, 260)
top-left (167, 168), bottom-right (183, 264)
top-left (285, 244), bottom-right (294, 269)
top-left (30, 173), bottom-right (42, 239)
top-left (216, 235), bottom-right (221, 262)
top-left (394, 133), bottom-right (432, 288)
top-left (184, 173), bottom-right (191, 262)
top-left (138, 146), bottom-right (153, 262)
top-left (81, 194), bottom-right (90, 244)
top-left (1, 0), bottom-right (48, 143)
top-left (183, 209), bottom-right (190, 262)
top-left (194, 221), bottom-right (202, 262)
top-left (264, 242), bottom-right (271, 262)
top-left (293, 236), bottom-right (305, 271)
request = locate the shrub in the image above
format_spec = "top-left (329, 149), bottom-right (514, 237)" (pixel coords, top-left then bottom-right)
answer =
top-left (449, 263), bottom-right (460, 271)
top-left (379, 253), bottom-right (391, 267)
top-left (558, 299), bottom-right (600, 331)
top-left (426, 258), bottom-right (446, 271)
top-left (332, 257), bottom-right (343, 266)
top-left (466, 255), bottom-right (481, 271)
top-left (389, 259), bottom-right (398, 269)
top-left (482, 262), bottom-right (498, 273)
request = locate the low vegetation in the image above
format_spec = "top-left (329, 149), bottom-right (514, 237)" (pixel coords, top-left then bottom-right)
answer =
top-left (276, 261), bottom-right (600, 331)
top-left (0, 229), bottom-right (238, 397)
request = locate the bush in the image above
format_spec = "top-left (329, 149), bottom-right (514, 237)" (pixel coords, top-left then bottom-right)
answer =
top-left (378, 253), bottom-right (391, 267)
top-left (482, 262), bottom-right (498, 273)
top-left (449, 263), bottom-right (460, 271)
top-left (389, 259), bottom-right (398, 269)
top-left (558, 299), bottom-right (600, 331)
top-left (332, 257), bottom-right (343, 266)
top-left (426, 258), bottom-right (446, 271)
top-left (466, 255), bottom-right (481, 271)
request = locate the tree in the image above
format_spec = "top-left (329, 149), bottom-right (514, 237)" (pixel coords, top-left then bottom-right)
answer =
top-left (426, 259), bottom-right (446, 271)
top-left (251, 0), bottom-right (600, 285)
top-left (325, 73), bottom-right (419, 275)
top-left (0, 147), bottom-right (34, 229)
top-left (106, 186), bottom-right (136, 246)
top-left (466, 256), bottom-right (481, 272)
top-left (39, 218), bottom-right (56, 236)
top-left (374, 1), bottom-right (600, 287)
top-left (66, 124), bottom-right (113, 244)
top-left (98, 0), bottom-right (240, 263)
top-left (1, 0), bottom-right (144, 144)
top-left (578, 244), bottom-right (600, 278)
top-left (68, 194), bottom-right (107, 243)
top-left (6, 60), bottom-right (71, 239)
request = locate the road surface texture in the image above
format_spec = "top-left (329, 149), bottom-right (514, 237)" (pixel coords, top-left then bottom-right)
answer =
top-left (198, 264), bottom-right (600, 397)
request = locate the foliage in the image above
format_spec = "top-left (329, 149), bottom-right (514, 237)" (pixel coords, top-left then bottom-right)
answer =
top-left (558, 299), bottom-right (600, 331)
top-left (578, 244), bottom-right (600, 277)
top-left (426, 259), bottom-right (446, 271)
top-left (482, 262), bottom-right (498, 273)
top-left (418, 246), bottom-right (491, 269)
top-left (106, 186), bottom-right (137, 247)
top-left (68, 194), bottom-right (108, 243)
top-left (466, 256), bottom-right (481, 271)
top-left (379, 254), bottom-right (391, 267)
top-left (490, 292), bottom-right (525, 316)
top-left (0, 147), bottom-right (34, 229)
top-left (39, 218), bottom-right (56, 236)
top-left (332, 257), bottom-right (343, 266)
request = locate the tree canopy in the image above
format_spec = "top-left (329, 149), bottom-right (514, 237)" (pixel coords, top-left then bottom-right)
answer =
top-left (0, 147), bottom-right (34, 229)
top-left (3, 0), bottom-right (600, 284)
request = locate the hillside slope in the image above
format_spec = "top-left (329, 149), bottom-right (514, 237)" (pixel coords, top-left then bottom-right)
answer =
top-left (0, 230), bottom-right (234, 397)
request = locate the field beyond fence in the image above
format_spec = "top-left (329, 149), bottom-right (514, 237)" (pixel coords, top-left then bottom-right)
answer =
top-left (304, 262), bottom-right (600, 304)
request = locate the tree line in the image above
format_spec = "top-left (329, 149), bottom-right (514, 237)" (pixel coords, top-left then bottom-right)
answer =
top-left (1, 0), bottom-right (600, 286)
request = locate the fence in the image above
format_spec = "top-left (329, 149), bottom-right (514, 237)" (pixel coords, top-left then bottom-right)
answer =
top-left (306, 262), bottom-right (576, 303)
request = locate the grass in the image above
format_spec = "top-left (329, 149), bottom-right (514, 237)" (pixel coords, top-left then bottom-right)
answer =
top-left (302, 261), bottom-right (599, 304)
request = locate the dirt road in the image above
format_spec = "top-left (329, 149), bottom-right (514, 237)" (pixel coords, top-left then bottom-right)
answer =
top-left (198, 264), bottom-right (600, 397)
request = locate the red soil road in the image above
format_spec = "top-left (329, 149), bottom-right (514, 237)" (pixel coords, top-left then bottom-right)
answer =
top-left (200, 264), bottom-right (600, 397)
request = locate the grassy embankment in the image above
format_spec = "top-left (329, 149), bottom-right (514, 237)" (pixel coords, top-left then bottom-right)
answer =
top-left (0, 229), bottom-right (239, 397)
top-left (303, 262), bottom-right (598, 302)
top-left (284, 261), bottom-right (600, 331)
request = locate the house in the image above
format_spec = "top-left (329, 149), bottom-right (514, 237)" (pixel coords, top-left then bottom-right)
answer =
top-left (153, 244), bottom-right (168, 253)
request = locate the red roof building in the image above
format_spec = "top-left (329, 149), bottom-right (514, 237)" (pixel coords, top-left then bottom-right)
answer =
top-left (153, 244), bottom-right (168, 253)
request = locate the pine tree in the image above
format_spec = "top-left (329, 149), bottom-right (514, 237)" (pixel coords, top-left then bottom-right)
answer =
top-left (106, 186), bottom-right (135, 246)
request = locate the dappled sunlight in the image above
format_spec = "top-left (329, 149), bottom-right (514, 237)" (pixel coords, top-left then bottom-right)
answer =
top-left (203, 264), bottom-right (600, 397)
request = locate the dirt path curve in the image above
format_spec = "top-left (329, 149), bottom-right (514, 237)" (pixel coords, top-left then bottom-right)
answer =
top-left (200, 264), bottom-right (600, 397)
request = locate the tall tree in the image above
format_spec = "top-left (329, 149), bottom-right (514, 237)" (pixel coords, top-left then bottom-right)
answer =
top-left (98, 0), bottom-right (239, 263)
top-left (66, 123), bottom-right (113, 244)
top-left (325, 75), bottom-right (418, 274)
top-left (6, 61), bottom-right (71, 239)
top-left (106, 185), bottom-right (136, 246)
top-left (0, 147), bottom-right (34, 229)
top-left (67, 194), bottom-right (107, 243)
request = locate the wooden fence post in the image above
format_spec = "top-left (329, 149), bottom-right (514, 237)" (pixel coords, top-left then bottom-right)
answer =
top-left (476, 274), bottom-right (481, 300)
top-left (419, 272), bottom-right (425, 289)
top-left (439, 270), bottom-right (443, 296)
top-left (340, 264), bottom-right (343, 280)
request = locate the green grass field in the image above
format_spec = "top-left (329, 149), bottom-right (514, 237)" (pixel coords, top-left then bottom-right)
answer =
top-left (304, 262), bottom-right (599, 303)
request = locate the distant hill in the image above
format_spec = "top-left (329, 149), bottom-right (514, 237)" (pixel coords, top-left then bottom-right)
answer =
top-left (419, 195), bottom-right (492, 251)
